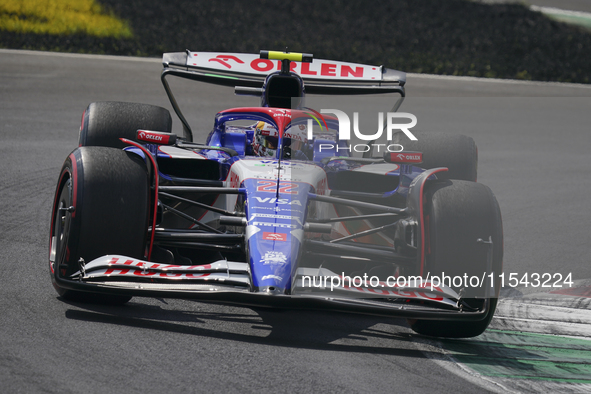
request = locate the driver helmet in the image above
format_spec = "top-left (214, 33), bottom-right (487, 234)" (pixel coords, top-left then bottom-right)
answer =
top-left (252, 121), bottom-right (309, 159)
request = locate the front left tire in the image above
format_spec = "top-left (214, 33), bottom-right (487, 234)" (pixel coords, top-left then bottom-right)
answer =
top-left (49, 147), bottom-right (150, 304)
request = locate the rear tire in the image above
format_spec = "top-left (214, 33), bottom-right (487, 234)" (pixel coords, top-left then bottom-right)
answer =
top-left (409, 180), bottom-right (503, 338)
top-left (49, 147), bottom-right (150, 304)
top-left (79, 101), bottom-right (172, 149)
top-left (392, 131), bottom-right (478, 181)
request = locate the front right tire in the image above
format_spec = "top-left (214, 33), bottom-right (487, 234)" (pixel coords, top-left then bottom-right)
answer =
top-left (409, 179), bottom-right (503, 338)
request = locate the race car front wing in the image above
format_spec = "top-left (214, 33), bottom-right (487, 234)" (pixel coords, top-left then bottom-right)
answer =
top-left (54, 255), bottom-right (495, 322)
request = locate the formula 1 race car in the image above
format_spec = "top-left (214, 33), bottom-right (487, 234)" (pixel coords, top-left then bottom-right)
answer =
top-left (49, 50), bottom-right (503, 338)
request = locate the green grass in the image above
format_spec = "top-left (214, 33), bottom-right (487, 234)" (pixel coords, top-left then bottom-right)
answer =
top-left (0, 0), bottom-right (132, 38)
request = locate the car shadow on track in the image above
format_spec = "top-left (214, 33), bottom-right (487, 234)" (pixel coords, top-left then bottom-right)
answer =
top-left (61, 297), bottom-right (437, 358)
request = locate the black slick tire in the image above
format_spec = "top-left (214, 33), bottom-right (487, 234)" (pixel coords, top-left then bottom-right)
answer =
top-left (79, 101), bottom-right (172, 149)
top-left (409, 180), bottom-right (503, 338)
top-left (392, 131), bottom-right (478, 181)
top-left (49, 147), bottom-right (150, 304)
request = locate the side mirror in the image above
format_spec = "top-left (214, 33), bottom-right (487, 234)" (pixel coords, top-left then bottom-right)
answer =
top-left (235, 86), bottom-right (263, 97)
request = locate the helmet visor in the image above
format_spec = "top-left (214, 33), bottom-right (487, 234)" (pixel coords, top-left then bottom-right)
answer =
top-left (262, 136), bottom-right (278, 150)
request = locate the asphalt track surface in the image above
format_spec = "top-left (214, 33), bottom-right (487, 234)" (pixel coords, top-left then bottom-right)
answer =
top-left (1, 49), bottom-right (591, 393)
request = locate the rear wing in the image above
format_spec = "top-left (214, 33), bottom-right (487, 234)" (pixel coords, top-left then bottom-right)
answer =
top-left (163, 51), bottom-right (405, 93)
top-left (161, 50), bottom-right (406, 140)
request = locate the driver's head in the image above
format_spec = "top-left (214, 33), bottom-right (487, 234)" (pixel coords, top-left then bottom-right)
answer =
top-left (252, 121), bottom-right (279, 157)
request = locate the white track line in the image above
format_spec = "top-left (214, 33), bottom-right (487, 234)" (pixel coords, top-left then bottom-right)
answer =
top-left (414, 336), bottom-right (519, 394)
top-left (408, 72), bottom-right (591, 89)
top-left (530, 5), bottom-right (591, 19)
top-left (0, 48), bottom-right (160, 63)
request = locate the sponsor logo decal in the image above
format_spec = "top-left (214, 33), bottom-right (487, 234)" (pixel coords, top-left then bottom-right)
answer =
top-left (208, 54), bottom-right (244, 69)
top-left (101, 258), bottom-right (213, 278)
top-left (253, 222), bottom-right (296, 229)
top-left (260, 251), bottom-right (287, 266)
top-left (250, 213), bottom-right (303, 226)
top-left (253, 197), bottom-right (302, 206)
top-left (228, 171), bottom-right (240, 188)
top-left (315, 177), bottom-right (328, 196)
top-left (392, 152), bottom-right (423, 163)
top-left (273, 112), bottom-right (291, 118)
top-left (189, 52), bottom-right (382, 80)
top-left (138, 131), bottom-right (163, 142)
top-left (251, 213), bottom-right (297, 221)
top-left (263, 232), bottom-right (287, 241)
top-left (262, 275), bottom-right (283, 282)
top-left (258, 126), bottom-right (306, 141)
top-left (137, 130), bottom-right (173, 145)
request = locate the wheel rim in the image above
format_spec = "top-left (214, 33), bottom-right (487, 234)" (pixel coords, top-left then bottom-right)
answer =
top-left (51, 178), bottom-right (72, 277)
